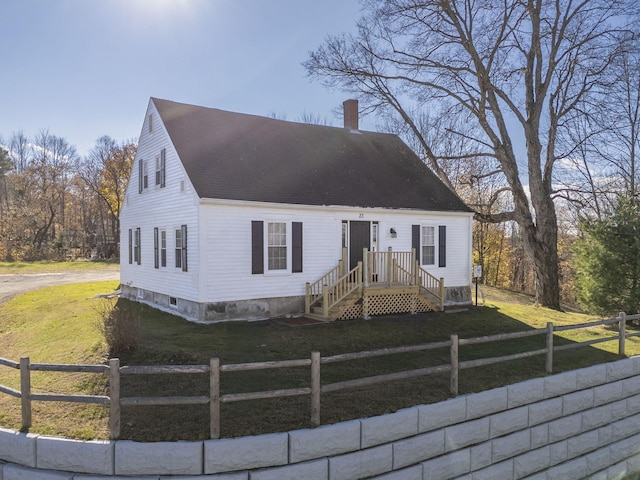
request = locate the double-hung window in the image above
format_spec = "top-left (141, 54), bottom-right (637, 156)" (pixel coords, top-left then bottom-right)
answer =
top-left (252, 221), bottom-right (303, 274)
top-left (268, 222), bottom-right (287, 271)
top-left (154, 228), bottom-right (167, 268)
top-left (138, 159), bottom-right (148, 193)
top-left (160, 230), bottom-right (167, 267)
top-left (155, 148), bottom-right (166, 187)
top-left (175, 225), bottom-right (188, 272)
top-left (134, 228), bottom-right (141, 265)
top-left (421, 226), bottom-right (435, 266)
top-left (412, 224), bottom-right (446, 267)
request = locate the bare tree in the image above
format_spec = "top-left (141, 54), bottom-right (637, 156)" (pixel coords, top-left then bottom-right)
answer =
top-left (19, 130), bottom-right (77, 254)
top-left (78, 136), bottom-right (136, 258)
top-left (297, 111), bottom-right (330, 125)
top-left (305, 0), bottom-right (633, 308)
top-left (8, 130), bottom-right (31, 173)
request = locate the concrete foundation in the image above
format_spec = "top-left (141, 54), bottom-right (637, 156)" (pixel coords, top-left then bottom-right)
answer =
top-left (121, 285), bottom-right (470, 323)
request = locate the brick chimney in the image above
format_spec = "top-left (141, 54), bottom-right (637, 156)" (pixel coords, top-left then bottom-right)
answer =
top-left (343, 99), bottom-right (359, 131)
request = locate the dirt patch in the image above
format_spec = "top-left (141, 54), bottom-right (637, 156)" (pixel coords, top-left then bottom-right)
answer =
top-left (0, 271), bottom-right (120, 304)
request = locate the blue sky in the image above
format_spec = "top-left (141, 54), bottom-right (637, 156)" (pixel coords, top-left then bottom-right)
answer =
top-left (0, 0), bottom-right (365, 157)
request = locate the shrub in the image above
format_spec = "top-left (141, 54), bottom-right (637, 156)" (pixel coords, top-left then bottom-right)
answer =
top-left (97, 299), bottom-right (140, 356)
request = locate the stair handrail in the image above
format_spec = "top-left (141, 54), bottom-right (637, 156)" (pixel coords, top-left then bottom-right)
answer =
top-left (393, 261), bottom-right (414, 285)
top-left (305, 262), bottom-right (344, 313)
top-left (326, 263), bottom-right (362, 312)
top-left (415, 262), bottom-right (445, 311)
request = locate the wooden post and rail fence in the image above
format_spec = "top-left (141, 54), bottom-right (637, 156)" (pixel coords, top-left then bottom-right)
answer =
top-left (1, 312), bottom-right (638, 440)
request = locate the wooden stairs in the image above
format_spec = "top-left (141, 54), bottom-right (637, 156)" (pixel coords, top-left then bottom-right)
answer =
top-left (304, 248), bottom-right (445, 322)
top-left (306, 290), bottom-right (363, 322)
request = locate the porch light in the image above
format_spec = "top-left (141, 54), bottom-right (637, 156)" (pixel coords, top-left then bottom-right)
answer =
top-left (390, 228), bottom-right (397, 238)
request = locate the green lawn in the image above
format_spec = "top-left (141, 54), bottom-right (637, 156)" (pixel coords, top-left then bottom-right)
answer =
top-left (0, 281), bottom-right (635, 441)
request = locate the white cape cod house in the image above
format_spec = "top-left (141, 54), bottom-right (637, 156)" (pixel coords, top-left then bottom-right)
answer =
top-left (120, 98), bottom-right (474, 322)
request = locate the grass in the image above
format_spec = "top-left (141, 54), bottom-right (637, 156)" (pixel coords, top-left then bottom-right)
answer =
top-left (0, 282), bottom-right (637, 441)
top-left (0, 260), bottom-right (119, 274)
top-left (0, 281), bottom-right (118, 439)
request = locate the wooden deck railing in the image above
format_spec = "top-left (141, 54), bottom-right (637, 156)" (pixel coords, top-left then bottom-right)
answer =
top-left (306, 248), bottom-right (445, 318)
top-left (1, 313), bottom-right (637, 441)
top-left (365, 249), bottom-right (414, 285)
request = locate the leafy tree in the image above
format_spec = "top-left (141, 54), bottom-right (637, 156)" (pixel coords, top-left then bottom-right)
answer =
top-left (305, 0), bottom-right (633, 309)
top-left (574, 195), bottom-right (640, 315)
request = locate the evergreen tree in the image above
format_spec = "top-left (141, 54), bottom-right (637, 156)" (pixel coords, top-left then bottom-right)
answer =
top-left (574, 195), bottom-right (640, 315)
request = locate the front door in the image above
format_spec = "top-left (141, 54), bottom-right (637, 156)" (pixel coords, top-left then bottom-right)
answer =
top-left (349, 221), bottom-right (370, 270)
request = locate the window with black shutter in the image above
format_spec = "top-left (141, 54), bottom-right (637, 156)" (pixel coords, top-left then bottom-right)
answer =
top-left (154, 228), bottom-right (159, 269)
top-left (412, 225), bottom-right (420, 264)
top-left (251, 221), bottom-right (264, 274)
top-left (181, 224), bottom-right (188, 272)
top-left (438, 225), bottom-right (447, 268)
top-left (292, 222), bottom-right (303, 273)
top-left (128, 229), bottom-right (133, 264)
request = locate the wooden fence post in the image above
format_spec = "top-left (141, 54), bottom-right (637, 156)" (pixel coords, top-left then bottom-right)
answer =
top-left (546, 322), bottom-right (554, 374)
top-left (439, 278), bottom-right (445, 312)
top-left (108, 358), bottom-right (120, 440)
top-left (305, 283), bottom-right (311, 314)
top-left (311, 351), bottom-right (320, 426)
top-left (210, 357), bottom-right (220, 439)
top-left (20, 357), bottom-right (31, 430)
top-left (619, 312), bottom-right (626, 357)
top-left (450, 335), bottom-right (459, 396)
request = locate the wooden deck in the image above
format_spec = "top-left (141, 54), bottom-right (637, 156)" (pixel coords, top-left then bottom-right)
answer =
top-left (305, 249), bottom-right (444, 322)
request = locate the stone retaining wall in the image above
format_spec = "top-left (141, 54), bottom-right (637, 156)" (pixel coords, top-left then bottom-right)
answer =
top-left (2, 357), bottom-right (640, 479)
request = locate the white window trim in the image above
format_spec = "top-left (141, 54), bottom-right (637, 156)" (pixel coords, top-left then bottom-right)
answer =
top-left (421, 225), bottom-right (436, 266)
top-left (175, 227), bottom-right (183, 270)
top-left (142, 160), bottom-right (149, 190)
top-left (266, 221), bottom-right (288, 273)
top-left (160, 229), bottom-right (167, 268)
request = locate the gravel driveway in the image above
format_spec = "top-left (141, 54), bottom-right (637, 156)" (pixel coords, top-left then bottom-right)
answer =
top-left (0, 271), bottom-right (120, 304)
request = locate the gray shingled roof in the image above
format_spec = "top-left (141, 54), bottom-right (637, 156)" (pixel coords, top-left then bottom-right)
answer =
top-left (153, 98), bottom-right (471, 212)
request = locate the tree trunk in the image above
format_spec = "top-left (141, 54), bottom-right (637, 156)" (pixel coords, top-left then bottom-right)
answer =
top-left (521, 198), bottom-right (561, 309)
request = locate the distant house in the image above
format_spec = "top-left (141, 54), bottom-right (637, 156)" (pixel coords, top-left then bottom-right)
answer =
top-left (119, 98), bottom-right (473, 322)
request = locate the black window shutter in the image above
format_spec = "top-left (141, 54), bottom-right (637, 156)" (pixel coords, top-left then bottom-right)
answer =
top-left (251, 221), bottom-right (264, 274)
top-left (154, 228), bottom-right (159, 269)
top-left (412, 225), bottom-right (420, 264)
top-left (439, 225), bottom-right (447, 268)
top-left (292, 222), bottom-right (303, 273)
top-left (181, 225), bottom-right (188, 272)
top-left (128, 229), bottom-right (133, 264)
top-left (160, 148), bottom-right (166, 187)
top-left (136, 227), bottom-right (141, 265)
top-left (138, 159), bottom-right (143, 193)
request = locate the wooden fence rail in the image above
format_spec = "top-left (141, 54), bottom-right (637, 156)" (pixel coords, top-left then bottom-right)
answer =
top-left (1, 312), bottom-right (639, 440)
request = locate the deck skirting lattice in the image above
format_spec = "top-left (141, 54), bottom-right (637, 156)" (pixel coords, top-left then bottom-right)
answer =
top-left (339, 286), bottom-right (434, 320)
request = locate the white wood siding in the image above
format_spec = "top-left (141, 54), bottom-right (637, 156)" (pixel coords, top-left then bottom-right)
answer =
top-left (199, 201), bottom-right (473, 303)
top-left (121, 100), bottom-right (473, 306)
top-left (120, 100), bottom-right (200, 302)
